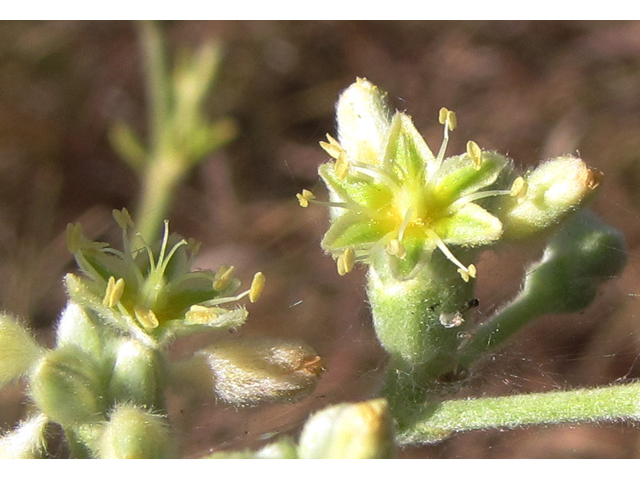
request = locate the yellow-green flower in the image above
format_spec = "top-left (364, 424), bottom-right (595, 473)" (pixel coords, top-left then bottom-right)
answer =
top-left (65, 209), bottom-right (265, 346)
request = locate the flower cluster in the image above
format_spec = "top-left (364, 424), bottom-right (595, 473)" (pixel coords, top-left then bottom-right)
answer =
top-left (0, 210), bottom-right (322, 458)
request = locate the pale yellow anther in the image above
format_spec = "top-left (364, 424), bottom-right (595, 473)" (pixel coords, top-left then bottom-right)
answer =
top-left (103, 276), bottom-right (125, 307)
top-left (386, 239), bottom-right (406, 259)
top-left (510, 176), bottom-right (528, 199)
top-left (134, 306), bottom-right (159, 330)
top-left (213, 265), bottom-right (235, 291)
top-left (66, 223), bottom-right (83, 254)
top-left (438, 107), bottom-right (457, 131)
top-left (457, 264), bottom-right (477, 283)
top-left (319, 134), bottom-right (345, 160)
top-left (185, 305), bottom-right (224, 325)
top-left (297, 189), bottom-right (316, 208)
top-left (112, 208), bottom-right (134, 230)
top-left (337, 248), bottom-right (355, 276)
top-left (466, 140), bottom-right (483, 170)
top-left (249, 272), bottom-right (266, 303)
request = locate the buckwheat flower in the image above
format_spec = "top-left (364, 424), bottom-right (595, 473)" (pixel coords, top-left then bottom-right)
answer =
top-left (309, 78), bottom-right (514, 281)
top-left (65, 209), bottom-right (264, 346)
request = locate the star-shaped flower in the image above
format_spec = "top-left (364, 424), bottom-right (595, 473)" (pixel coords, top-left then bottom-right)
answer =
top-left (304, 79), bottom-right (520, 280)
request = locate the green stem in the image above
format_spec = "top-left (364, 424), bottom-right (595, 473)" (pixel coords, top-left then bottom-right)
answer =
top-left (135, 21), bottom-right (186, 243)
top-left (138, 21), bottom-right (170, 155)
top-left (398, 382), bottom-right (640, 445)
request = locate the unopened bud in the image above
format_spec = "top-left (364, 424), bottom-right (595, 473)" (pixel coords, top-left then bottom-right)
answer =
top-left (0, 414), bottom-right (48, 459)
top-left (108, 339), bottom-right (163, 408)
top-left (56, 302), bottom-right (104, 358)
top-left (0, 313), bottom-right (45, 387)
top-left (502, 156), bottom-right (600, 239)
top-left (335, 77), bottom-right (392, 166)
top-left (29, 346), bottom-right (106, 425)
top-left (199, 338), bottom-right (323, 407)
top-left (97, 404), bottom-right (174, 459)
top-left (298, 398), bottom-right (395, 459)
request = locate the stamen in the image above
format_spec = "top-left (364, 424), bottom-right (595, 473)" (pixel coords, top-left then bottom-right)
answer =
top-left (449, 182), bottom-right (523, 211)
top-left (426, 229), bottom-right (476, 282)
top-left (436, 107), bottom-right (457, 168)
top-left (249, 272), bottom-right (266, 303)
top-left (350, 163), bottom-right (401, 192)
top-left (466, 140), bottom-right (483, 170)
top-left (103, 276), bottom-right (125, 307)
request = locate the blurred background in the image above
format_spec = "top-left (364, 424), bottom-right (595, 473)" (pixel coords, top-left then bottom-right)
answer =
top-left (2, 20), bottom-right (640, 458)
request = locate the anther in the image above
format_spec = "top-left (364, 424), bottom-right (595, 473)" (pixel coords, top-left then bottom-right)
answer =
top-left (466, 140), bottom-right (483, 170)
top-left (457, 264), bottom-right (477, 283)
top-left (334, 153), bottom-right (350, 180)
top-left (213, 265), bottom-right (235, 291)
top-left (185, 305), bottom-right (225, 325)
top-left (134, 306), bottom-right (160, 330)
top-left (337, 248), bottom-right (355, 276)
top-left (103, 276), bottom-right (125, 307)
top-left (438, 108), bottom-right (457, 131)
top-left (297, 189), bottom-right (316, 208)
top-left (386, 239), bottom-right (407, 259)
top-left (510, 176), bottom-right (528, 199)
top-left (249, 272), bottom-right (266, 303)
top-left (112, 208), bottom-right (135, 230)
top-left (319, 134), bottom-right (345, 160)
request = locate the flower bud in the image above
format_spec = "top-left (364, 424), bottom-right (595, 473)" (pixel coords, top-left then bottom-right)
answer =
top-left (199, 338), bottom-right (323, 407)
top-left (29, 345), bottom-right (106, 425)
top-left (501, 156), bottom-right (600, 239)
top-left (335, 77), bottom-right (392, 166)
top-left (97, 404), bottom-right (174, 458)
top-left (0, 414), bottom-right (48, 459)
top-left (0, 313), bottom-right (45, 387)
top-left (297, 398), bottom-right (395, 459)
top-left (56, 302), bottom-right (105, 358)
top-left (108, 339), bottom-right (164, 408)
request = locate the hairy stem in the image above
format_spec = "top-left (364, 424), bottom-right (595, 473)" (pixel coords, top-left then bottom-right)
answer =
top-left (398, 382), bottom-right (640, 444)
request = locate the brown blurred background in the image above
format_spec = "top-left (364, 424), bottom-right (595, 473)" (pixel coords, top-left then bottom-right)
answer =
top-left (2, 20), bottom-right (640, 458)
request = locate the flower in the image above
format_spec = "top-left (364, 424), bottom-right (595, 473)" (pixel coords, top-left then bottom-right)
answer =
top-left (302, 78), bottom-right (599, 281)
top-left (65, 208), bottom-right (265, 346)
